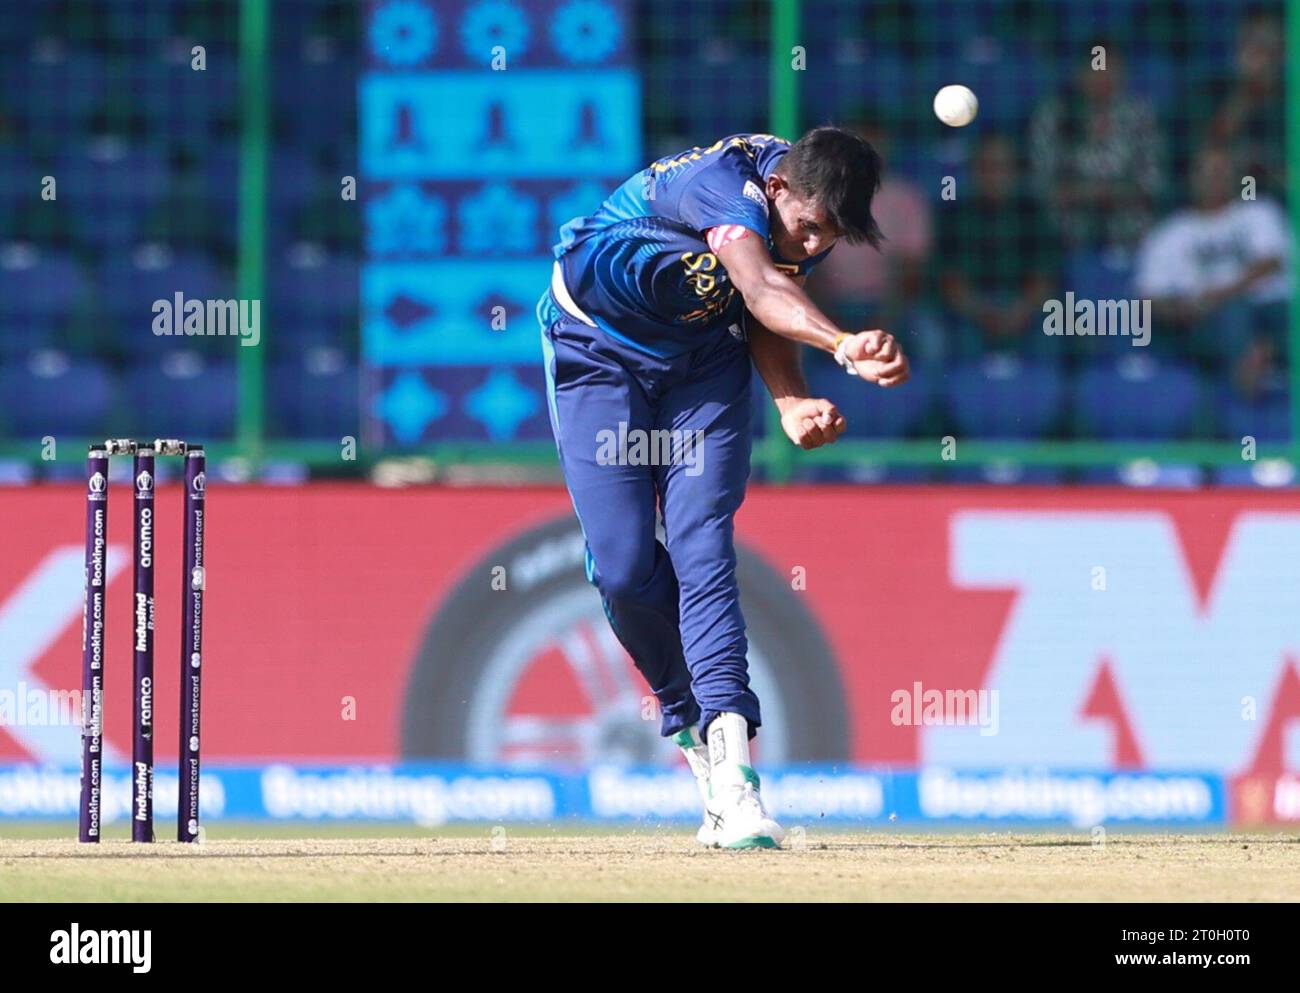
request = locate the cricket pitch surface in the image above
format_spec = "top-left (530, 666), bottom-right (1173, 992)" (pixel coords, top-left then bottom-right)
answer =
top-left (3, 828), bottom-right (1298, 901)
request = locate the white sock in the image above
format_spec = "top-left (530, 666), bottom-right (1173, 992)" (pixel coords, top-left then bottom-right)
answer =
top-left (672, 726), bottom-right (710, 801)
top-left (707, 712), bottom-right (751, 772)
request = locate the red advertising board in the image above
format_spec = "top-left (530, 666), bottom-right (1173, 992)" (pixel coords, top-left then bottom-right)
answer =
top-left (2, 485), bottom-right (1298, 823)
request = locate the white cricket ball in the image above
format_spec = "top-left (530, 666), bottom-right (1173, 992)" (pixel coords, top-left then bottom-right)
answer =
top-left (933, 84), bottom-right (979, 127)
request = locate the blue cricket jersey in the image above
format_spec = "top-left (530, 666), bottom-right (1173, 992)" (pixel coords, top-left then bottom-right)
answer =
top-left (551, 133), bottom-right (831, 357)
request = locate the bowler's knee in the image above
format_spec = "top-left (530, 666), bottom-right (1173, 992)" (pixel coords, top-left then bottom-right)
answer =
top-left (587, 543), bottom-right (656, 602)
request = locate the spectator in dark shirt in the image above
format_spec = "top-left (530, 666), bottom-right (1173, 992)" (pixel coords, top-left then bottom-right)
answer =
top-left (938, 135), bottom-right (1059, 361)
top-left (1195, 10), bottom-right (1284, 199)
top-left (1028, 44), bottom-right (1165, 251)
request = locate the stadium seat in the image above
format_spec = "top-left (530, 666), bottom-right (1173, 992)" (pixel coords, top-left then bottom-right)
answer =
top-left (270, 347), bottom-right (360, 438)
top-left (0, 3), bottom-right (34, 51)
top-left (291, 182), bottom-right (362, 253)
top-left (806, 355), bottom-right (934, 438)
top-left (944, 357), bottom-right (1066, 439)
top-left (125, 351), bottom-right (237, 438)
top-left (201, 146), bottom-right (320, 230)
top-left (272, 246), bottom-right (359, 327)
top-left (271, 0), bottom-right (329, 55)
top-left (100, 0), bottom-right (178, 49)
top-left (99, 246), bottom-right (231, 327)
top-left (103, 58), bottom-right (217, 142)
top-left (274, 56), bottom-right (356, 146)
top-left (1080, 463), bottom-right (1205, 488)
top-left (677, 59), bottom-right (769, 137)
top-left (0, 246), bottom-right (86, 356)
top-left (1064, 249), bottom-right (1135, 304)
top-left (0, 147), bottom-right (32, 220)
top-left (1, 48), bottom-right (105, 135)
top-left (57, 143), bottom-right (170, 251)
top-left (273, 322), bottom-right (358, 356)
top-left (795, 464), bottom-right (932, 484)
top-left (200, 141), bottom-right (241, 210)
top-left (803, 52), bottom-right (914, 121)
top-left (266, 150), bottom-right (322, 222)
top-left (169, 55), bottom-right (239, 136)
top-left (1212, 386), bottom-right (1291, 487)
top-left (944, 464), bottom-right (1066, 485)
top-left (1074, 356), bottom-right (1201, 440)
top-left (0, 351), bottom-right (117, 437)
top-left (1216, 460), bottom-right (1297, 488)
top-left (1057, 251), bottom-right (1142, 362)
top-left (1220, 388), bottom-right (1290, 444)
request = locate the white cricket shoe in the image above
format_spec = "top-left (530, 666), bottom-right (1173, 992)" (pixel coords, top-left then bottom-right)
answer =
top-left (697, 802), bottom-right (724, 847)
top-left (707, 764), bottom-right (785, 850)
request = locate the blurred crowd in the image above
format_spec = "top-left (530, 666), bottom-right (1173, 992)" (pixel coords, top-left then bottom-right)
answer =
top-left (805, 8), bottom-right (1289, 457)
top-left (0, 0), bottom-right (1289, 475)
top-left (0, 0), bottom-right (360, 449)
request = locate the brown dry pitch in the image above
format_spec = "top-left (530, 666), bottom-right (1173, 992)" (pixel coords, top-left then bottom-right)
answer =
top-left (3, 829), bottom-right (1299, 902)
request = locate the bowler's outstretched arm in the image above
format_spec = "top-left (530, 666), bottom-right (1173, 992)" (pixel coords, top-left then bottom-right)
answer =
top-left (715, 231), bottom-right (911, 387)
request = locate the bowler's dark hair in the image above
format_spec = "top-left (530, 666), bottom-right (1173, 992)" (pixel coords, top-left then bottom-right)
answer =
top-left (777, 126), bottom-right (884, 247)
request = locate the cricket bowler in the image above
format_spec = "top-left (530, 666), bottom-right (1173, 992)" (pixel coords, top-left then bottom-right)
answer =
top-left (537, 128), bottom-right (909, 848)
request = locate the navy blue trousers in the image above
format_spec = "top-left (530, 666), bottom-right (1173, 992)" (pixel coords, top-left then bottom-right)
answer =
top-left (539, 294), bottom-right (760, 739)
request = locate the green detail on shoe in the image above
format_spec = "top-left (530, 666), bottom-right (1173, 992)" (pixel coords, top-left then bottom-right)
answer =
top-left (725, 835), bottom-right (779, 850)
top-left (737, 764), bottom-right (761, 789)
top-left (670, 729), bottom-right (697, 748)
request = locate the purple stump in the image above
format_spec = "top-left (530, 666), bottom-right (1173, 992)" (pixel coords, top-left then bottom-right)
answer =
top-left (178, 448), bottom-right (206, 842)
top-left (132, 447), bottom-right (155, 842)
top-left (79, 447), bottom-right (108, 843)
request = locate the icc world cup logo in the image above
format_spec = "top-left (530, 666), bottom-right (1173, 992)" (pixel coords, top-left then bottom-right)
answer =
top-left (192, 472), bottom-right (206, 496)
top-left (88, 472), bottom-right (106, 494)
top-left (136, 471), bottom-right (153, 495)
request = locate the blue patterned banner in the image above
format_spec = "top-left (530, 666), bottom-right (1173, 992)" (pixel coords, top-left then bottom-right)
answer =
top-left (362, 0), bottom-right (641, 444)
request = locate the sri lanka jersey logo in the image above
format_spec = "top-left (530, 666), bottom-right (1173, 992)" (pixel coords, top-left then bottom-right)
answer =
top-left (681, 250), bottom-right (720, 298)
top-left (679, 250), bottom-right (734, 323)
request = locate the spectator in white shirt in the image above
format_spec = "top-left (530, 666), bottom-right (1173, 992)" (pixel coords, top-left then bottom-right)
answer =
top-left (1135, 146), bottom-right (1288, 384)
